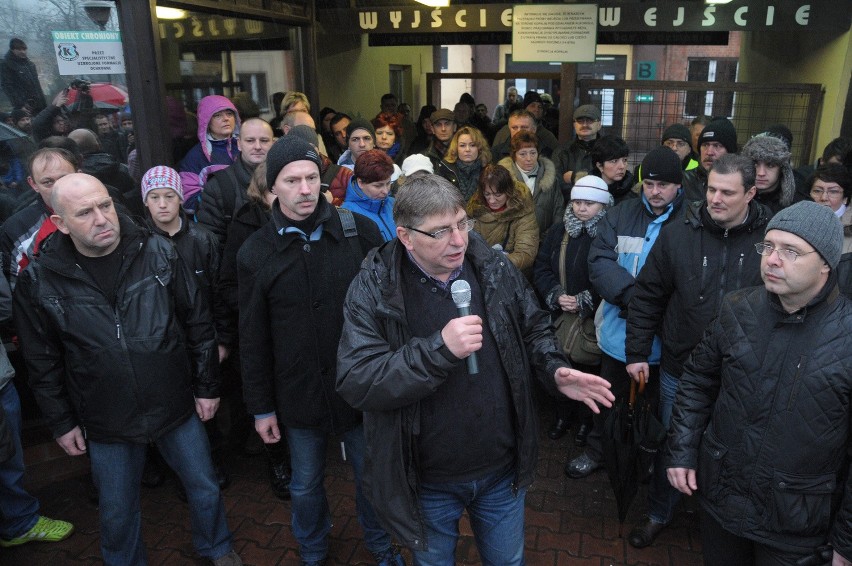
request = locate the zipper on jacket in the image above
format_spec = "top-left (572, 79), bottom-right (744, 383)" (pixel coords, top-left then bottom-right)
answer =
top-left (154, 274), bottom-right (166, 287)
top-left (735, 254), bottom-right (744, 289)
top-left (114, 312), bottom-right (121, 339)
top-left (699, 256), bottom-right (707, 300)
top-left (787, 356), bottom-right (805, 409)
top-left (48, 297), bottom-right (64, 315)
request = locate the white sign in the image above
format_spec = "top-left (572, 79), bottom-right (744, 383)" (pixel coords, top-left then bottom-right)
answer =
top-left (512, 4), bottom-right (597, 62)
top-left (52, 30), bottom-right (125, 75)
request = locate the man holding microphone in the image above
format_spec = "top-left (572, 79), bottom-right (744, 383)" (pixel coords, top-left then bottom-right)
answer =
top-left (336, 174), bottom-right (614, 564)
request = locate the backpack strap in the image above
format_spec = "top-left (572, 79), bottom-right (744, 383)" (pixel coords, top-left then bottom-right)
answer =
top-left (335, 207), bottom-right (363, 262)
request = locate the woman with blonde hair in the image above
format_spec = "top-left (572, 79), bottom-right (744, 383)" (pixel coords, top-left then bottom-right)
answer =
top-left (437, 125), bottom-right (492, 202)
top-left (279, 91), bottom-right (310, 115)
top-left (466, 163), bottom-right (539, 275)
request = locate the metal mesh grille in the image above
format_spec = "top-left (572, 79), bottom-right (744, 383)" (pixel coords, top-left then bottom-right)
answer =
top-left (578, 79), bottom-right (824, 167)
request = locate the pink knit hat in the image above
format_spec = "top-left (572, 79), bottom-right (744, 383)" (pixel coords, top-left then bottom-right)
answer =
top-left (141, 166), bottom-right (183, 202)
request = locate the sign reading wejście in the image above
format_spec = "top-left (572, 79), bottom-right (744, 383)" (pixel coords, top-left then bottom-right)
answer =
top-left (52, 31), bottom-right (125, 76)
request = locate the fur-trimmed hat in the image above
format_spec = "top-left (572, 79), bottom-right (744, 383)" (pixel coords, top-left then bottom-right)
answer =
top-left (742, 134), bottom-right (795, 208)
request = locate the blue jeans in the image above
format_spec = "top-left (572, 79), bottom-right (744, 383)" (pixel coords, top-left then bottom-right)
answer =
top-left (647, 368), bottom-right (682, 525)
top-left (88, 415), bottom-right (232, 566)
top-left (0, 383), bottom-right (39, 539)
top-left (414, 466), bottom-right (526, 566)
top-left (286, 424), bottom-right (391, 562)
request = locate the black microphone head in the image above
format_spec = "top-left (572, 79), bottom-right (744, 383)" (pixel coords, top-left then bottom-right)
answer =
top-left (450, 279), bottom-right (472, 307)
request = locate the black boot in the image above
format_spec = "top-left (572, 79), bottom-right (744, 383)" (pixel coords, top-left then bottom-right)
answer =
top-left (266, 439), bottom-right (291, 500)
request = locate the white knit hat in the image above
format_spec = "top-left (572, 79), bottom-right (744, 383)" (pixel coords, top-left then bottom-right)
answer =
top-left (571, 175), bottom-right (611, 204)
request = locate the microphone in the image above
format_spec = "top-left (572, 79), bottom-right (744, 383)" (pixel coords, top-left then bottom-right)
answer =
top-left (450, 279), bottom-right (479, 375)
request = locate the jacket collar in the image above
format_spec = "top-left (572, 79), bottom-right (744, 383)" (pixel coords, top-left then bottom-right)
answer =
top-left (767, 270), bottom-right (840, 322)
top-left (36, 214), bottom-right (147, 276)
top-left (688, 199), bottom-right (770, 236)
top-left (269, 198), bottom-right (341, 245)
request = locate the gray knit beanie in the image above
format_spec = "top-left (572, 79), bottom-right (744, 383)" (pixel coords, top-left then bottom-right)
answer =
top-left (765, 201), bottom-right (843, 269)
top-left (265, 135), bottom-right (322, 188)
top-left (742, 134), bottom-right (795, 207)
top-left (288, 124), bottom-right (320, 148)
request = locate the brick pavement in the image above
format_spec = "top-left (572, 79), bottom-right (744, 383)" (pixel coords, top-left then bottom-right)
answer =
top-left (4, 402), bottom-right (702, 566)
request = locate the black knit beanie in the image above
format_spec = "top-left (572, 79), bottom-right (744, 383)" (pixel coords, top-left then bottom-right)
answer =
top-left (345, 119), bottom-right (375, 143)
top-left (642, 146), bottom-right (683, 185)
top-left (661, 124), bottom-right (691, 145)
top-left (265, 135), bottom-right (322, 188)
top-left (698, 118), bottom-right (738, 154)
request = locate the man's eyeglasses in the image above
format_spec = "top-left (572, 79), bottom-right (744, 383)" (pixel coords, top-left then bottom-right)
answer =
top-left (754, 243), bottom-right (817, 263)
top-left (406, 219), bottom-right (476, 240)
top-left (574, 118), bottom-right (597, 125)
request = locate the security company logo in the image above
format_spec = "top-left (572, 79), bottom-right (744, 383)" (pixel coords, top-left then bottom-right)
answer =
top-left (57, 43), bottom-right (79, 62)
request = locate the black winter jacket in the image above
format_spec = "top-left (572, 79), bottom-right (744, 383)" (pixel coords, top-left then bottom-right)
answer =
top-left (197, 158), bottom-right (254, 254)
top-left (336, 232), bottom-right (568, 550)
top-left (148, 213), bottom-right (223, 340)
top-left (0, 50), bottom-right (45, 112)
top-left (238, 200), bottom-right (383, 432)
top-left (626, 200), bottom-right (771, 376)
top-left (666, 283), bottom-right (852, 558)
top-left (13, 217), bottom-right (219, 443)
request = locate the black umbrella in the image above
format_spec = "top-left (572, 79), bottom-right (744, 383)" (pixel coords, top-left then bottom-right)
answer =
top-left (601, 373), bottom-right (667, 536)
top-left (0, 122), bottom-right (27, 143)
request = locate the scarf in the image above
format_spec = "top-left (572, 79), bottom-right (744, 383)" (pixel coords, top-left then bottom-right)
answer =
top-left (455, 160), bottom-right (482, 202)
top-left (517, 162), bottom-right (539, 194)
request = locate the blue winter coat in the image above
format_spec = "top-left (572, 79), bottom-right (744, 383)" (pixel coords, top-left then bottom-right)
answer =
top-left (341, 177), bottom-right (396, 242)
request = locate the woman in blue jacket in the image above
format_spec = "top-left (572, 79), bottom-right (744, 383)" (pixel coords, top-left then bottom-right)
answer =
top-left (342, 149), bottom-right (397, 241)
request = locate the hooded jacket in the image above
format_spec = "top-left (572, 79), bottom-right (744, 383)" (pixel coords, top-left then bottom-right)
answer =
top-left (178, 96), bottom-right (241, 209)
top-left (13, 217), bottom-right (218, 443)
top-left (588, 190), bottom-right (684, 363)
top-left (625, 199), bottom-right (771, 377)
top-left (498, 156), bottom-right (563, 236)
top-left (335, 232), bottom-right (568, 550)
top-left (466, 181), bottom-right (539, 274)
top-left (341, 176), bottom-right (396, 241)
top-left (666, 282), bottom-right (852, 558)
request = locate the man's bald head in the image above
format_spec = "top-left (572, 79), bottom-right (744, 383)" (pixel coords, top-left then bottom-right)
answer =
top-left (281, 110), bottom-right (315, 133)
top-left (68, 129), bottom-right (101, 154)
top-left (51, 173), bottom-right (121, 257)
top-left (51, 173), bottom-right (108, 215)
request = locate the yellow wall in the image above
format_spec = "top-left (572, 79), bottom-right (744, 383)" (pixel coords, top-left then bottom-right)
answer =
top-left (316, 34), bottom-right (433, 119)
top-left (738, 29), bottom-right (851, 162)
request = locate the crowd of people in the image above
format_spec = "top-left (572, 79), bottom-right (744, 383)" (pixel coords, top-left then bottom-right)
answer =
top-left (0, 54), bottom-right (851, 566)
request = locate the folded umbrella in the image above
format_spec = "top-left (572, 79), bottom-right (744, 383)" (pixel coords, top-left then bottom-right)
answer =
top-left (601, 372), bottom-right (667, 536)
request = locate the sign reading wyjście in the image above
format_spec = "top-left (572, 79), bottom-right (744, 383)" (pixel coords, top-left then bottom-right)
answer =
top-left (52, 31), bottom-right (125, 75)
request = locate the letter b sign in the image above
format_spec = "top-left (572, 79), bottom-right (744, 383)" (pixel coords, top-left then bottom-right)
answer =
top-left (637, 61), bottom-right (656, 80)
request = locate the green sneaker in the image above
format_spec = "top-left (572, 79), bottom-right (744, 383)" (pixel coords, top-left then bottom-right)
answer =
top-left (0, 516), bottom-right (74, 547)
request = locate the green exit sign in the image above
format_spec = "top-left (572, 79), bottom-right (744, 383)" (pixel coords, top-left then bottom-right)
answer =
top-left (635, 94), bottom-right (655, 102)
